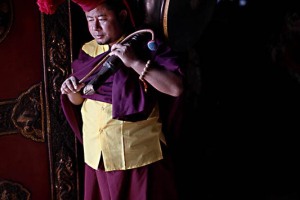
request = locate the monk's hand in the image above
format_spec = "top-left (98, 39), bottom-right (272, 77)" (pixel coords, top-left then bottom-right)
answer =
top-left (109, 43), bottom-right (137, 67)
top-left (61, 76), bottom-right (85, 94)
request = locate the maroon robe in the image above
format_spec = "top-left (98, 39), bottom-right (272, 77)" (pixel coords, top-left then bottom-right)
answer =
top-left (60, 38), bottom-right (185, 200)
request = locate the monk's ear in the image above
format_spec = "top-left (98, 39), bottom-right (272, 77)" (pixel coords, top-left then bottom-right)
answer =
top-left (119, 10), bottom-right (127, 24)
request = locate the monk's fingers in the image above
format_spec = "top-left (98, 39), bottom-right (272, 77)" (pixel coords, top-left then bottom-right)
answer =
top-left (61, 77), bottom-right (77, 93)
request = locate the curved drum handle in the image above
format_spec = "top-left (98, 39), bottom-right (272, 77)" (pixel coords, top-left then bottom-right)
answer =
top-left (79, 29), bottom-right (156, 83)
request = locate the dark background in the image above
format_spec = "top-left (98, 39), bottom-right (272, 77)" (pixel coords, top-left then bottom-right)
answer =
top-left (176, 0), bottom-right (300, 199)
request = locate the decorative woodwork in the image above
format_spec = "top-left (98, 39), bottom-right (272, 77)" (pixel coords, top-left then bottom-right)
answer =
top-left (41, 1), bottom-right (81, 199)
top-left (0, 0), bottom-right (13, 43)
top-left (0, 180), bottom-right (30, 200)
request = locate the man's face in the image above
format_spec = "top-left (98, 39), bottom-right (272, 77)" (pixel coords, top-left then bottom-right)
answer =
top-left (85, 4), bottom-right (124, 46)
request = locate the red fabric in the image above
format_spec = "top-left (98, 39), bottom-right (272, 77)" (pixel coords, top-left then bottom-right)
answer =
top-left (36, 0), bottom-right (102, 14)
top-left (83, 152), bottom-right (179, 200)
top-left (72, 0), bottom-right (104, 11)
top-left (36, 0), bottom-right (65, 14)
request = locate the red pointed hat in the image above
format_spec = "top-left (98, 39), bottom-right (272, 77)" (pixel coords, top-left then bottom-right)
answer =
top-left (73, 0), bottom-right (105, 12)
top-left (37, 0), bottom-right (110, 14)
top-left (36, 0), bottom-right (65, 14)
top-left (37, 0), bottom-right (135, 27)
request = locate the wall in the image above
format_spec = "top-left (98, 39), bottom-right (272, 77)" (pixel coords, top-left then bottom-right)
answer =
top-left (0, 0), bottom-right (51, 199)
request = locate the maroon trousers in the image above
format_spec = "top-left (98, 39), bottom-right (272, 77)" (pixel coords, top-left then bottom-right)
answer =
top-left (84, 155), bottom-right (179, 200)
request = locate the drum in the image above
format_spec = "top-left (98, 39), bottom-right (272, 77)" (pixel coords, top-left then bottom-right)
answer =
top-left (131, 0), bottom-right (216, 51)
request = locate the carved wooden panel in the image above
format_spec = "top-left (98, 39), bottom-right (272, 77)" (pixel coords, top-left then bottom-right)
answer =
top-left (0, 180), bottom-right (30, 200)
top-left (11, 83), bottom-right (45, 142)
top-left (0, 0), bottom-right (50, 199)
top-left (41, 1), bottom-right (81, 199)
top-left (0, 83), bottom-right (45, 143)
top-left (0, 0), bottom-right (13, 43)
top-left (0, 100), bottom-right (18, 135)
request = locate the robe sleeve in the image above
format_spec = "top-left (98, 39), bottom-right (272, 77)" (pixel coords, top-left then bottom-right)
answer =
top-left (60, 94), bottom-right (83, 143)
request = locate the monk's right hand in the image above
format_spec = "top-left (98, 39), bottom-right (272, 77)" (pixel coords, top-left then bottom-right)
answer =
top-left (61, 76), bottom-right (85, 94)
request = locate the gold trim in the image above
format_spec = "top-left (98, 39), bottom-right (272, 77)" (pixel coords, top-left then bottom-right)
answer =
top-left (162, 0), bottom-right (170, 38)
